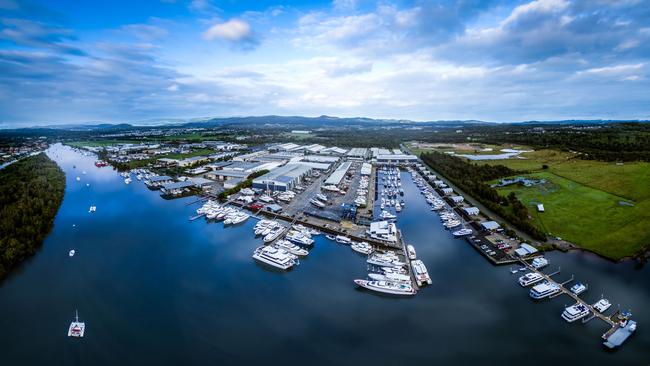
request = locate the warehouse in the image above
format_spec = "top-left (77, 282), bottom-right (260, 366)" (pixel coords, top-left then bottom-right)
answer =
top-left (324, 161), bottom-right (352, 186)
top-left (252, 163), bottom-right (313, 192)
top-left (376, 154), bottom-right (418, 163)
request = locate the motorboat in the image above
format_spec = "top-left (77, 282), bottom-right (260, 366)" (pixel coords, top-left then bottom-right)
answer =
top-left (68, 310), bottom-right (85, 338)
top-left (354, 280), bottom-right (416, 296)
top-left (593, 298), bottom-right (612, 313)
top-left (368, 272), bottom-right (411, 283)
top-left (76, 176), bottom-right (81, 181)
top-left (69, 249), bottom-right (75, 257)
top-left (88, 205), bottom-right (96, 213)
top-left (335, 235), bottom-right (352, 245)
top-left (252, 246), bottom-right (298, 270)
top-left (411, 259), bottom-right (432, 286)
top-left (124, 177), bottom-right (132, 185)
top-left (531, 257), bottom-right (549, 269)
top-left (452, 228), bottom-right (473, 237)
top-left (367, 254), bottom-right (405, 268)
top-left (316, 193), bottom-right (328, 202)
top-left (263, 226), bottom-right (285, 243)
top-left (274, 239), bottom-right (309, 257)
top-left (351, 241), bottom-right (373, 255)
top-left (406, 245), bottom-right (417, 260)
top-left (561, 303), bottom-right (590, 323)
top-left (380, 210), bottom-right (397, 221)
top-left (518, 272), bottom-right (544, 287)
top-left (285, 230), bottom-right (314, 246)
top-left (529, 281), bottom-right (561, 299)
top-left (310, 199), bottom-right (325, 208)
top-left (325, 234), bottom-right (336, 241)
top-left (570, 282), bottom-right (588, 295)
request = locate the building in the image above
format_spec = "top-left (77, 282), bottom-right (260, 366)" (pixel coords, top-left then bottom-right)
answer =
top-left (206, 170), bottom-right (249, 181)
top-left (304, 144), bottom-right (325, 153)
top-left (480, 221), bottom-right (501, 231)
top-left (190, 177), bottom-right (215, 190)
top-left (178, 156), bottom-right (210, 167)
top-left (160, 181), bottom-right (195, 196)
top-left (366, 221), bottom-right (398, 243)
top-left (450, 195), bottom-right (464, 204)
top-left (441, 188), bottom-right (454, 195)
top-left (301, 155), bottom-right (339, 164)
top-left (376, 154), bottom-right (418, 163)
top-left (252, 163), bottom-right (313, 191)
top-left (347, 148), bottom-right (368, 160)
top-left (324, 161), bottom-right (352, 186)
top-left (360, 163), bottom-right (372, 176)
top-left (145, 175), bottom-right (173, 189)
top-left (515, 243), bottom-right (539, 257)
top-left (320, 146), bottom-right (348, 155)
top-left (537, 204), bottom-right (545, 212)
top-left (291, 130), bottom-right (310, 134)
top-left (462, 207), bottom-right (480, 216)
top-left (157, 158), bottom-right (179, 167)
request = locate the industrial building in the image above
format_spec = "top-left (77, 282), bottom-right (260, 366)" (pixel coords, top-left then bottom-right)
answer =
top-left (324, 161), bottom-right (352, 186)
top-left (252, 163), bottom-right (314, 192)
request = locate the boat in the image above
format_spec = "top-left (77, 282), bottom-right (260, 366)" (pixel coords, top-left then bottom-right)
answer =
top-left (561, 303), bottom-right (591, 322)
top-left (88, 205), bottom-right (96, 213)
top-left (452, 228), bottom-right (473, 237)
top-left (274, 239), bottom-right (309, 257)
top-left (380, 210), bottom-right (397, 221)
top-left (76, 176), bottom-right (81, 181)
top-left (379, 266), bottom-right (408, 275)
top-left (406, 245), bottom-right (417, 260)
top-left (603, 312), bottom-right (637, 349)
top-left (367, 254), bottom-right (405, 268)
top-left (368, 272), bottom-right (411, 283)
top-left (570, 282), bottom-right (588, 295)
top-left (325, 234), bottom-right (336, 241)
top-left (351, 241), bottom-right (373, 255)
top-left (67, 310), bottom-right (85, 338)
top-left (124, 177), bottom-right (132, 184)
top-left (335, 235), bottom-right (352, 245)
top-left (518, 272), bottom-right (544, 287)
top-left (353, 279), bottom-right (416, 296)
top-left (285, 230), bottom-right (314, 246)
top-left (411, 259), bottom-right (432, 286)
top-left (263, 226), bottom-right (284, 243)
top-left (529, 281), bottom-right (561, 299)
top-left (531, 257), bottom-right (549, 269)
top-left (69, 249), bottom-right (75, 257)
top-left (316, 193), bottom-right (328, 202)
top-left (252, 246), bottom-right (298, 270)
top-left (310, 198), bottom-right (325, 208)
top-left (95, 160), bottom-right (108, 167)
top-left (593, 298), bottom-right (612, 313)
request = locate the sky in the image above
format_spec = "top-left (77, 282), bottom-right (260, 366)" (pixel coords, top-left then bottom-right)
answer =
top-left (0, 0), bottom-right (649, 127)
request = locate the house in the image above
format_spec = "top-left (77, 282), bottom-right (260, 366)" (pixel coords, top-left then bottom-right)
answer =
top-left (462, 207), bottom-right (480, 216)
top-left (450, 195), bottom-right (464, 204)
top-left (515, 243), bottom-right (539, 257)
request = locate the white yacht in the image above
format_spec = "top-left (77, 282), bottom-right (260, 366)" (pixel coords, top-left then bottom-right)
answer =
top-left (380, 266), bottom-right (408, 275)
top-left (443, 220), bottom-right (461, 229)
top-left (531, 257), bottom-right (549, 269)
top-left (69, 249), bottom-right (75, 257)
top-left (316, 193), bottom-right (328, 202)
top-left (518, 272), bottom-right (544, 287)
top-left (285, 230), bottom-right (314, 246)
top-left (354, 279), bottom-right (416, 296)
top-left (335, 235), bottom-right (352, 245)
top-left (351, 241), bottom-right (373, 255)
top-left (411, 259), bottom-right (432, 286)
top-left (252, 246), bottom-right (298, 270)
top-left (380, 210), bottom-right (397, 221)
top-left (407, 245), bottom-right (417, 260)
top-left (593, 298), bottom-right (612, 313)
top-left (88, 205), bottom-right (96, 213)
top-left (452, 228), bottom-right (473, 237)
top-left (275, 240), bottom-right (309, 257)
top-left (368, 272), bottom-right (411, 283)
top-left (68, 310), bottom-right (85, 338)
top-left (310, 199), bottom-right (325, 208)
top-left (367, 254), bottom-right (405, 268)
top-left (570, 282), bottom-right (588, 295)
top-left (561, 303), bottom-right (590, 323)
top-left (124, 177), bottom-right (132, 185)
top-left (529, 281), bottom-right (561, 299)
top-left (76, 176), bottom-right (81, 181)
top-left (263, 226), bottom-right (285, 243)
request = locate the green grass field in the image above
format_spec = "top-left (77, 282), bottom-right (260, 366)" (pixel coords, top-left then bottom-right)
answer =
top-left (489, 149), bottom-right (650, 259)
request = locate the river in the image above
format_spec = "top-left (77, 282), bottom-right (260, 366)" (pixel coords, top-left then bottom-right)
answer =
top-left (0, 144), bottom-right (647, 365)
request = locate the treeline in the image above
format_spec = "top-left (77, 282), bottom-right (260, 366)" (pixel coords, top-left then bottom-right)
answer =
top-left (218, 169), bottom-right (269, 200)
top-left (420, 151), bottom-right (546, 240)
top-left (0, 153), bottom-right (65, 280)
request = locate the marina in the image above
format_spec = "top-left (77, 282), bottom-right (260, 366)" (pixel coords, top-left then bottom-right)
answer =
top-left (0, 144), bottom-right (647, 365)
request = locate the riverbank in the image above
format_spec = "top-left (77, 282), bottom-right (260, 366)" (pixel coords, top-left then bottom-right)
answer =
top-left (0, 152), bottom-right (65, 280)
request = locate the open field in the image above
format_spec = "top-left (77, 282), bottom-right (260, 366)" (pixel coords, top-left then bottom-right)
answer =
top-left (407, 141), bottom-right (532, 157)
top-left (489, 149), bottom-right (650, 259)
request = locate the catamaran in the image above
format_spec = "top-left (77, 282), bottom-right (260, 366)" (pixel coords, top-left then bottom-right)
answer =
top-left (593, 298), bottom-right (612, 313)
top-left (67, 310), bottom-right (85, 338)
top-left (411, 259), bottom-right (432, 286)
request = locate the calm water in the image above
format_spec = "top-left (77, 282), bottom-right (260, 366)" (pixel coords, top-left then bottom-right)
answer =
top-left (0, 144), bottom-right (648, 365)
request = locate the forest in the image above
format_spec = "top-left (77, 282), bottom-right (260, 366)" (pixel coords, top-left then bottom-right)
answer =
top-left (0, 153), bottom-right (65, 280)
top-left (420, 151), bottom-right (547, 241)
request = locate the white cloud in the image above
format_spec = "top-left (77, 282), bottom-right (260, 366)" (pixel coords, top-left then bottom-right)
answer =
top-left (203, 19), bottom-right (252, 42)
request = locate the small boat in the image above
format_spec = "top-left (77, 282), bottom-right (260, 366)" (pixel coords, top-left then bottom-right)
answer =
top-left (335, 235), bottom-right (351, 245)
top-left (570, 282), bottom-right (588, 295)
top-left (452, 228), bottom-right (473, 237)
top-left (310, 199), bottom-right (325, 208)
top-left (325, 234), bottom-right (336, 241)
top-left (69, 249), bottom-right (75, 257)
top-left (88, 205), bottom-right (97, 213)
top-left (368, 272), bottom-right (411, 283)
top-left (68, 310), bottom-right (85, 338)
top-left (406, 245), bottom-right (416, 260)
top-left (76, 177), bottom-right (81, 181)
top-left (275, 240), bottom-right (309, 257)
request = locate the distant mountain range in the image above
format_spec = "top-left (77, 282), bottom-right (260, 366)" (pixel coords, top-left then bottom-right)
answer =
top-left (2, 115), bottom-right (649, 132)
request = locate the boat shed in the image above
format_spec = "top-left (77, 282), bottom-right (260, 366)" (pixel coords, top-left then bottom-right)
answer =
top-left (441, 187), bottom-right (454, 195)
top-left (160, 181), bottom-right (196, 196)
top-left (515, 243), bottom-right (539, 257)
top-left (480, 221), bottom-right (501, 231)
top-left (251, 163), bottom-right (313, 192)
top-left (376, 154), bottom-right (418, 163)
top-left (265, 204), bottom-right (283, 213)
top-left (462, 207), bottom-right (480, 216)
top-left (450, 195), bottom-right (464, 204)
top-left (360, 163), bottom-right (372, 176)
top-left (324, 161), bottom-right (352, 186)
top-left (145, 175), bottom-right (174, 188)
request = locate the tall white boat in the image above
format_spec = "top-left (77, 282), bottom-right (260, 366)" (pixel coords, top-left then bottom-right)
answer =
top-left (354, 280), bottom-right (416, 296)
top-left (406, 245), bottom-right (417, 260)
top-left (69, 249), bottom-right (75, 257)
top-left (593, 298), bottom-right (612, 313)
top-left (252, 246), bottom-right (298, 270)
top-left (335, 235), bottom-right (352, 245)
top-left (274, 239), bottom-right (309, 257)
top-left (531, 257), bottom-right (549, 269)
top-left (285, 230), bottom-right (314, 246)
top-left (351, 241), bottom-right (373, 255)
top-left (67, 310), bottom-right (85, 338)
top-left (518, 272), bottom-right (544, 287)
top-left (529, 281), bottom-right (561, 299)
top-left (452, 228), bottom-right (473, 237)
top-left (561, 303), bottom-right (590, 323)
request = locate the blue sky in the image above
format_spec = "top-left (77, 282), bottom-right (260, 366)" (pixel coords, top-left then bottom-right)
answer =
top-left (1, 0), bottom-right (649, 126)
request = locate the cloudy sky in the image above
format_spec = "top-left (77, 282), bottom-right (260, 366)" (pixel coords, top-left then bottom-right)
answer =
top-left (1, 0), bottom-right (649, 126)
